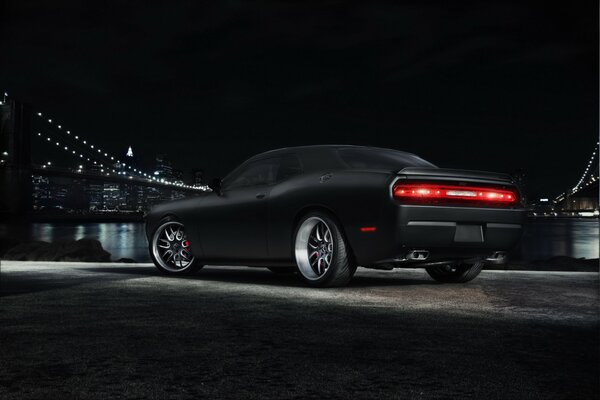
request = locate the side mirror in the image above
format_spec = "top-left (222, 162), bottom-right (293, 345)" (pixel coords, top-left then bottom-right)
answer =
top-left (209, 178), bottom-right (223, 196)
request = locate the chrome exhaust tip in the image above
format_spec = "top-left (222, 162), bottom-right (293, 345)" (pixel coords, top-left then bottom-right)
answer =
top-left (406, 250), bottom-right (429, 261)
top-left (486, 251), bottom-right (508, 264)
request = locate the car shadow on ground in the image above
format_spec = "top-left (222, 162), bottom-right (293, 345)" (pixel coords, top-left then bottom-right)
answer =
top-left (78, 266), bottom-right (435, 288)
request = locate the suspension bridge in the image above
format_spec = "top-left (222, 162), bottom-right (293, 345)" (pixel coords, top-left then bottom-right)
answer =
top-left (0, 93), bottom-right (207, 219)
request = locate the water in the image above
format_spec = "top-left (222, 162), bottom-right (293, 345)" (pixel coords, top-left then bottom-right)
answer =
top-left (517, 218), bottom-right (599, 261)
top-left (5, 218), bottom-right (599, 262)
top-left (26, 222), bottom-right (150, 262)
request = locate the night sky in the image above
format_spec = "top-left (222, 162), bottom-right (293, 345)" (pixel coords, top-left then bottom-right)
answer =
top-left (1, 1), bottom-right (597, 198)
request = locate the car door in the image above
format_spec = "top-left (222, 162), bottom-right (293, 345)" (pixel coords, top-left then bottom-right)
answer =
top-left (196, 157), bottom-right (281, 260)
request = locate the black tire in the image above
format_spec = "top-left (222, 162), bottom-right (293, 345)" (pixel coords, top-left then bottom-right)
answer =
top-left (426, 262), bottom-right (484, 283)
top-left (267, 267), bottom-right (297, 274)
top-left (149, 217), bottom-right (204, 275)
top-left (294, 211), bottom-right (357, 287)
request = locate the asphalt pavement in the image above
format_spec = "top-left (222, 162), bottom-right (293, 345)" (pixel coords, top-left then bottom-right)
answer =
top-left (0, 261), bottom-right (598, 399)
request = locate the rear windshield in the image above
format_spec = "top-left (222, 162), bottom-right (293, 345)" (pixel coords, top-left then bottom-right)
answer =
top-left (338, 148), bottom-right (436, 171)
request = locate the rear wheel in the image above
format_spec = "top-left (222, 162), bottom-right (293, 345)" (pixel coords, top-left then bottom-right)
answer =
top-left (150, 218), bottom-right (203, 275)
top-left (294, 212), bottom-right (356, 287)
top-left (426, 262), bottom-right (484, 283)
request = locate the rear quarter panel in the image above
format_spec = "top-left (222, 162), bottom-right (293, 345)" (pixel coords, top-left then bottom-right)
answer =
top-left (267, 170), bottom-right (397, 263)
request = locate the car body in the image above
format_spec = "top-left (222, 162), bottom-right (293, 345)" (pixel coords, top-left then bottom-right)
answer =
top-left (146, 145), bottom-right (526, 286)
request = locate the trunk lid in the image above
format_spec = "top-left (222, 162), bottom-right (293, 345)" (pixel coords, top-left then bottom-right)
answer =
top-left (397, 167), bottom-right (514, 185)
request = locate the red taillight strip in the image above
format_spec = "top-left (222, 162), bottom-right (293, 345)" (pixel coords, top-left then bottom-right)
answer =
top-left (393, 182), bottom-right (518, 204)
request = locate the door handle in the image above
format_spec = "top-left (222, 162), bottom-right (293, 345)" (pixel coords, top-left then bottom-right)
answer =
top-left (256, 193), bottom-right (266, 199)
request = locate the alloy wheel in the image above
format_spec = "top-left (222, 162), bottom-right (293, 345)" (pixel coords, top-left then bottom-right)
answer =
top-left (151, 221), bottom-right (195, 272)
top-left (295, 217), bottom-right (334, 280)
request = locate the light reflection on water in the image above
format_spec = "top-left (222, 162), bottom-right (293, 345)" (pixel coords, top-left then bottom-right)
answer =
top-left (30, 222), bottom-right (150, 262)
top-left (11, 218), bottom-right (600, 262)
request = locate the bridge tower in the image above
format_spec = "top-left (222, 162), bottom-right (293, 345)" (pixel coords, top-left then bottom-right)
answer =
top-left (0, 99), bottom-right (33, 220)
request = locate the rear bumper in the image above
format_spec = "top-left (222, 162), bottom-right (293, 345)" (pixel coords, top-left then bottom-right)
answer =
top-left (397, 203), bottom-right (524, 243)
top-left (351, 204), bottom-right (526, 265)
top-left (393, 204), bottom-right (525, 264)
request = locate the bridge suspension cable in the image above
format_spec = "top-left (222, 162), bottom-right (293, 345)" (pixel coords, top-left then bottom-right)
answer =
top-left (572, 141), bottom-right (599, 191)
top-left (35, 112), bottom-right (147, 175)
top-left (555, 141), bottom-right (599, 202)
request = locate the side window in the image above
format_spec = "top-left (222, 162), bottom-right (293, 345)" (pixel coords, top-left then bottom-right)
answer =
top-left (277, 155), bottom-right (303, 182)
top-left (224, 158), bottom-right (281, 190)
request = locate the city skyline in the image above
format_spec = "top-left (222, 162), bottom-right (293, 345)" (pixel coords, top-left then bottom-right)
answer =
top-left (31, 150), bottom-right (205, 214)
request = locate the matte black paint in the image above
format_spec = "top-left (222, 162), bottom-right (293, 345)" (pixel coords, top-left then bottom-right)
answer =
top-left (146, 146), bottom-right (526, 267)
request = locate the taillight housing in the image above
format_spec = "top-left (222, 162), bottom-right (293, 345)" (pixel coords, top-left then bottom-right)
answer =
top-left (392, 181), bottom-right (519, 207)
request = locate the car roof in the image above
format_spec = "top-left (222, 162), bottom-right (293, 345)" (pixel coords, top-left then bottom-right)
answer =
top-left (249, 144), bottom-right (418, 160)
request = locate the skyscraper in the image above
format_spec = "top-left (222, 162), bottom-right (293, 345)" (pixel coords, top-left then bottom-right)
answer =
top-left (154, 154), bottom-right (174, 180)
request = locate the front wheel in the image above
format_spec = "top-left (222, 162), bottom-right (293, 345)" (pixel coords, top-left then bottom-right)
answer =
top-left (294, 212), bottom-right (356, 287)
top-left (150, 218), bottom-right (203, 275)
top-left (425, 262), bottom-right (484, 283)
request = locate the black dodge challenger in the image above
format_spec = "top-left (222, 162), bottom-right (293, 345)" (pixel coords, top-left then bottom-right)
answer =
top-left (146, 145), bottom-right (525, 287)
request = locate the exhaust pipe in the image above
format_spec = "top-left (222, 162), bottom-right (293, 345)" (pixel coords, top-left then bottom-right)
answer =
top-left (486, 251), bottom-right (508, 264)
top-left (406, 250), bottom-right (429, 261)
